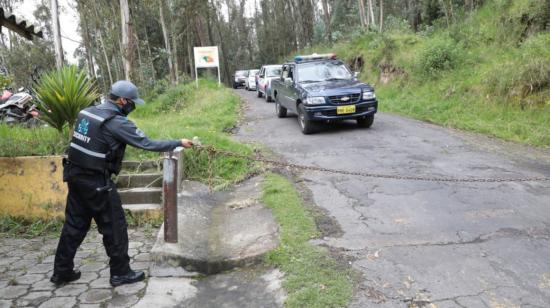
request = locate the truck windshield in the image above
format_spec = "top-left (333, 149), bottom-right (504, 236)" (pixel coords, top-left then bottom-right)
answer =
top-left (265, 67), bottom-right (282, 77)
top-left (297, 62), bottom-right (352, 82)
top-left (236, 71), bottom-right (247, 77)
top-left (249, 70), bottom-right (259, 76)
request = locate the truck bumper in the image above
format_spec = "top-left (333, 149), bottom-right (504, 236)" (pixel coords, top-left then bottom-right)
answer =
top-left (303, 100), bottom-right (378, 121)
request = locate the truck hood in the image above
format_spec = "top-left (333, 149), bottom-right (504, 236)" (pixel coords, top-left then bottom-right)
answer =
top-left (299, 79), bottom-right (373, 96)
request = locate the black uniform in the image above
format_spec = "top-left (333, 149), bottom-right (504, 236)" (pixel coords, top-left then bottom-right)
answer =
top-left (53, 100), bottom-right (180, 277)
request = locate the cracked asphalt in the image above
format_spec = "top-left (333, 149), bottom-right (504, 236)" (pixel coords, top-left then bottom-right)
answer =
top-left (234, 88), bottom-right (550, 307)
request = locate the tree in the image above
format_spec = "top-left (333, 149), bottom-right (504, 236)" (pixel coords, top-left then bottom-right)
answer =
top-left (50, 0), bottom-right (64, 68)
top-left (120, 0), bottom-right (135, 80)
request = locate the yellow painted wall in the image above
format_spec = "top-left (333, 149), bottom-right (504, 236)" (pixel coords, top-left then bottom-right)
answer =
top-left (0, 156), bottom-right (66, 219)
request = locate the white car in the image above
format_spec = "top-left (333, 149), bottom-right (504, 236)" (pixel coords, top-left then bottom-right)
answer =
top-left (257, 65), bottom-right (282, 102)
top-left (245, 69), bottom-right (259, 91)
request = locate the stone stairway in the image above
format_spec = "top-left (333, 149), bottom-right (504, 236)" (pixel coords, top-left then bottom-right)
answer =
top-left (117, 160), bottom-right (163, 216)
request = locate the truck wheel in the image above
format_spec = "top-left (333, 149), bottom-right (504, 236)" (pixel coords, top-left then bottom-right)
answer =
top-left (257, 89), bottom-right (263, 98)
top-left (298, 105), bottom-right (318, 134)
top-left (357, 114), bottom-right (374, 128)
top-left (266, 92), bottom-right (273, 102)
top-left (275, 97), bottom-right (287, 118)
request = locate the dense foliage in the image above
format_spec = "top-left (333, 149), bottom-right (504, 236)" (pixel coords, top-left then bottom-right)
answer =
top-left (34, 66), bottom-right (100, 132)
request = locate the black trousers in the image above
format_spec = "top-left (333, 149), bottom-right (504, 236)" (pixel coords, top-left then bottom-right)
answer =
top-left (53, 164), bottom-right (130, 276)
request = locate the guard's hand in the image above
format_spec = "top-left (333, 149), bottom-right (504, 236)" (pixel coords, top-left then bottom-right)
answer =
top-left (181, 138), bottom-right (194, 148)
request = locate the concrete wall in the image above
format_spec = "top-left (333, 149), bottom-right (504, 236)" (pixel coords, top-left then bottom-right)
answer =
top-left (0, 156), bottom-right (66, 219)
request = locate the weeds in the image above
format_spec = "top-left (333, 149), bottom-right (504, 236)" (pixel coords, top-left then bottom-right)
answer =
top-left (263, 173), bottom-right (354, 308)
top-left (0, 216), bottom-right (63, 238)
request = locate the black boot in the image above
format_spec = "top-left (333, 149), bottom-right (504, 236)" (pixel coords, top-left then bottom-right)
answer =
top-left (110, 270), bottom-right (145, 287)
top-left (50, 270), bottom-right (81, 285)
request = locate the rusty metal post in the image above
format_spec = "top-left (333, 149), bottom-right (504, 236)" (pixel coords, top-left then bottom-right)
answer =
top-left (173, 147), bottom-right (184, 192)
top-left (163, 151), bottom-right (178, 243)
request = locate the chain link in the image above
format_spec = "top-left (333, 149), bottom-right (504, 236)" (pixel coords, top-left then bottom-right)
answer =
top-left (193, 145), bottom-right (550, 183)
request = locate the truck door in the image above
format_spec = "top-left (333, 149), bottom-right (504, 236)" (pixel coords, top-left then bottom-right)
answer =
top-left (287, 65), bottom-right (298, 110)
top-left (280, 65), bottom-right (291, 108)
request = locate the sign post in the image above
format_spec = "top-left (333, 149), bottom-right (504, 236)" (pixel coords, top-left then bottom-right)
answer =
top-left (193, 46), bottom-right (221, 87)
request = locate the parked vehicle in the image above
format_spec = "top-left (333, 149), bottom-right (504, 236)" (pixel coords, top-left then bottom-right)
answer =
top-left (245, 69), bottom-right (259, 91)
top-left (232, 70), bottom-right (248, 89)
top-left (0, 90), bottom-right (40, 126)
top-left (271, 53), bottom-right (378, 134)
top-left (256, 65), bottom-right (282, 102)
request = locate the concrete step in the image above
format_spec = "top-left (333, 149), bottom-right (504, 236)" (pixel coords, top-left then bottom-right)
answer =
top-left (151, 176), bottom-right (279, 275)
top-left (121, 160), bottom-right (162, 173)
top-left (117, 173), bottom-right (163, 189)
top-left (119, 187), bottom-right (162, 205)
top-left (123, 203), bottom-right (162, 223)
top-left (122, 203), bottom-right (162, 212)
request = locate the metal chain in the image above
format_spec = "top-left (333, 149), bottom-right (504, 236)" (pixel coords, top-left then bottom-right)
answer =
top-left (194, 145), bottom-right (550, 183)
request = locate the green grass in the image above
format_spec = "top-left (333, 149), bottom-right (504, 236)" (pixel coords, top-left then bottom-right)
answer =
top-left (0, 124), bottom-right (67, 157)
top-left (262, 173), bottom-right (354, 308)
top-left (290, 0), bottom-right (550, 147)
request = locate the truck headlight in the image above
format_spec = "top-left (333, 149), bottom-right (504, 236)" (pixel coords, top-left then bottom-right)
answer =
top-left (304, 97), bottom-right (326, 105)
top-left (363, 91), bottom-right (376, 100)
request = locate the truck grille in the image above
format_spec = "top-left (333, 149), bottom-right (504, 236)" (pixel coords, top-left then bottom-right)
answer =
top-left (329, 93), bottom-right (361, 104)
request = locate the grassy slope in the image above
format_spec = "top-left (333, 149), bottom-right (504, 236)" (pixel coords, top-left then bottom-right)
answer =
top-left (128, 80), bottom-right (257, 188)
top-left (294, 0), bottom-right (549, 146)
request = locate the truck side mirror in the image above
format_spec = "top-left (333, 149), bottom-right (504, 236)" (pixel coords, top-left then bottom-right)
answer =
top-left (353, 72), bottom-right (359, 78)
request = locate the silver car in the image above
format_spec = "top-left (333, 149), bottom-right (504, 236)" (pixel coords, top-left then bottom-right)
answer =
top-left (257, 65), bottom-right (282, 102)
top-left (245, 69), bottom-right (259, 91)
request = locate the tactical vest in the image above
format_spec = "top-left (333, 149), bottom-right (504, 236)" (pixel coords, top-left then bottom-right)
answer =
top-left (68, 106), bottom-right (119, 173)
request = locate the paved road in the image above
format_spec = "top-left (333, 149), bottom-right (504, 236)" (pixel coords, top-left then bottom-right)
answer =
top-left (234, 88), bottom-right (550, 307)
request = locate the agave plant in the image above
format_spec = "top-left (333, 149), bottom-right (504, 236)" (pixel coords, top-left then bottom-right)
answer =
top-left (34, 66), bottom-right (100, 133)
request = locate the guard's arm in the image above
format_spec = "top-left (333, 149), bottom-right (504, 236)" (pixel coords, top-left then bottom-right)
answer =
top-left (104, 116), bottom-right (181, 152)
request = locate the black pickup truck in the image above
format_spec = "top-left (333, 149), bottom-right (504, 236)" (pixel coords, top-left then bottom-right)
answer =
top-left (271, 54), bottom-right (378, 134)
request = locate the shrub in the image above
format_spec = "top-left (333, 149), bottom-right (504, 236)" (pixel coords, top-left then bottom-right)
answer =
top-left (34, 66), bottom-right (100, 132)
top-left (0, 74), bottom-right (13, 89)
top-left (417, 38), bottom-right (460, 76)
top-left (485, 33), bottom-right (550, 105)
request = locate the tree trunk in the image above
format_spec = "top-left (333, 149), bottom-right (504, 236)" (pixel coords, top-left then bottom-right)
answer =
top-left (78, 3), bottom-right (96, 78)
top-left (321, 0), bottom-right (332, 43)
top-left (379, 0), bottom-right (384, 32)
top-left (50, 0), bottom-right (64, 68)
top-left (92, 4), bottom-right (114, 85)
top-left (358, 0), bottom-right (368, 29)
top-left (119, 0), bottom-right (134, 80)
top-left (367, 0), bottom-right (376, 27)
top-left (159, 0), bottom-right (176, 84)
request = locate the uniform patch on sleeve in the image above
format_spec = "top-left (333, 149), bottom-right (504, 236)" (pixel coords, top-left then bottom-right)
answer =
top-left (136, 128), bottom-right (146, 137)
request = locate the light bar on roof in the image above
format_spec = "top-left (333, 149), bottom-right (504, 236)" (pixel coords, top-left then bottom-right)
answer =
top-left (294, 53), bottom-right (337, 62)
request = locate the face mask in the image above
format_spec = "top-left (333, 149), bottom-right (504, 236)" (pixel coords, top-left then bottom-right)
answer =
top-left (121, 100), bottom-right (136, 115)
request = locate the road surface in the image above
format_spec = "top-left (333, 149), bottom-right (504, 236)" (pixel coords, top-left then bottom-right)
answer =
top-left (234, 88), bottom-right (550, 307)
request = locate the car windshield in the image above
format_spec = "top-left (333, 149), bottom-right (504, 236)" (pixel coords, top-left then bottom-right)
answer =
top-left (249, 70), bottom-right (259, 76)
top-left (297, 62), bottom-right (352, 82)
top-left (265, 67), bottom-right (282, 77)
top-left (236, 71), bottom-right (247, 77)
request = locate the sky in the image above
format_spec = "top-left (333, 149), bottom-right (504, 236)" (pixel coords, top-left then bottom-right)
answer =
top-left (13, 0), bottom-right (82, 64)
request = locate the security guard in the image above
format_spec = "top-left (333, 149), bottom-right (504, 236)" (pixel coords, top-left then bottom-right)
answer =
top-left (51, 80), bottom-right (193, 286)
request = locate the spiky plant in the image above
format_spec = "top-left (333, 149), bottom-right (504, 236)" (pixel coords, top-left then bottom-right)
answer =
top-left (34, 66), bottom-right (100, 133)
